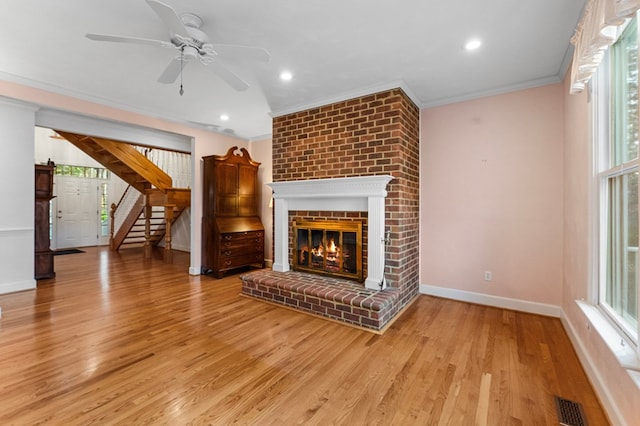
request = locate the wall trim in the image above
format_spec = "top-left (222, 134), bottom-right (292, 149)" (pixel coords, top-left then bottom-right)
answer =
top-left (419, 284), bottom-right (561, 317)
top-left (36, 108), bottom-right (192, 153)
top-left (560, 308), bottom-right (624, 426)
top-left (0, 96), bottom-right (39, 112)
top-left (270, 80), bottom-right (421, 117)
top-left (0, 227), bottom-right (32, 233)
top-left (0, 279), bottom-right (36, 295)
top-left (421, 75), bottom-right (561, 109)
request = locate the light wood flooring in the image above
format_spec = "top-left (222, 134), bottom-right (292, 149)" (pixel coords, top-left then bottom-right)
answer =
top-left (0, 247), bottom-right (608, 425)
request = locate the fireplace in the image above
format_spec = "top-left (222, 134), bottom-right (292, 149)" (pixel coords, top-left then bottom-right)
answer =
top-left (268, 175), bottom-right (393, 290)
top-left (293, 220), bottom-right (363, 281)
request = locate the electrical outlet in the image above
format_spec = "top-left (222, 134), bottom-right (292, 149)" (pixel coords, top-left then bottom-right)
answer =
top-left (484, 271), bottom-right (492, 281)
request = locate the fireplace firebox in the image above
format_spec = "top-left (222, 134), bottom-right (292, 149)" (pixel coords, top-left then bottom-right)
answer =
top-left (293, 220), bottom-right (363, 281)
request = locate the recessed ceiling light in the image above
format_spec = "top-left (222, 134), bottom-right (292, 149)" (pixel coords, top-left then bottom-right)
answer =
top-left (220, 114), bottom-right (229, 121)
top-left (464, 39), bottom-right (482, 51)
top-left (280, 71), bottom-right (293, 81)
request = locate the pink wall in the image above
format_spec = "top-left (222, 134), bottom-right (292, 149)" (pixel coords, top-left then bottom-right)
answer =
top-left (420, 84), bottom-right (563, 307)
top-left (248, 138), bottom-right (273, 264)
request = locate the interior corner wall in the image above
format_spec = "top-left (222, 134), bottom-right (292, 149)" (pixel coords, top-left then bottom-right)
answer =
top-left (419, 84), bottom-right (564, 310)
top-left (0, 99), bottom-right (38, 293)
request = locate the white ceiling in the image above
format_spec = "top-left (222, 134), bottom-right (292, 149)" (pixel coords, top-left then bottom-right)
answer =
top-left (0, 0), bottom-right (585, 140)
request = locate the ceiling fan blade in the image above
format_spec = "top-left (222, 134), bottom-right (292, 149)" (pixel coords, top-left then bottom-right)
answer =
top-left (158, 57), bottom-right (186, 84)
top-left (146, 0), bottom-right (189, 37)
top-left (204, 61), bottom-right (250, 91)
top-left (207, 44), bottom-right (271, 62)
top-left (86, 33), bottom-right (172, 48)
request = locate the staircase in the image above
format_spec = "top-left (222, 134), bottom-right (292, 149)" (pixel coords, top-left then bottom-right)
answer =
top-left (56, 130), bottom-right (190, 261)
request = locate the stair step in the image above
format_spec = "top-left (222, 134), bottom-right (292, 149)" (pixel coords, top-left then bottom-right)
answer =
top-left (127, 230), bottom-right (164, 236)
top-left (122, 237), bottom-right (162, 244)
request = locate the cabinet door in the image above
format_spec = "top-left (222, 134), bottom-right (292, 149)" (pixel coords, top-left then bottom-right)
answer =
top-left (202, 157), bottom-right (216, 217)
top-left (238, 164), bottom-right (258, 216)
top-left (215, 163), bottom-right (238, 216)
top-left (35, 165), bottom-right (53, 198)
top-left (34, 199), bottom-right (51, 251)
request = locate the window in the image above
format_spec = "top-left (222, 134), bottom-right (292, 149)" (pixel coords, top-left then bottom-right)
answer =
top-left (99, 183), bottom-right (110, 237)
top-left (596, 16), bottom-right (640, 344)
top-left (54, 164), bottom-right (110, 179)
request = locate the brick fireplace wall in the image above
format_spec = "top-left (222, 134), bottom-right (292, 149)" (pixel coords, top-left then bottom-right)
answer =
top-left (272, 88), bottom-right (420, 308)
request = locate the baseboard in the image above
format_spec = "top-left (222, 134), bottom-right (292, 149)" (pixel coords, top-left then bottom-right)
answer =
top-left (170, 243), bottom-right (190, 252)
top-left (419, 284), bottom-right (561, 317)
top-left (0, 279), bottom-right (36, 295)
top-left (560, 309), bottom-right (623, 426)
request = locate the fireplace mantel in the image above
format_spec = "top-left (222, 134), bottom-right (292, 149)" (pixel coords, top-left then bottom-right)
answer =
top-left (268, 175), bottom-right (393, 290)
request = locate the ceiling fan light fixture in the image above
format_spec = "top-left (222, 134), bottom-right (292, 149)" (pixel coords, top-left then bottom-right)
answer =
top-left (220, 114), bottom-right (229, 121)
top-left (182, 45), bottom-right (198, 61)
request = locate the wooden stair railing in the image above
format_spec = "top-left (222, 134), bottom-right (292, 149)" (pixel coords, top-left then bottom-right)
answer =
top-left (110, 189), bottom-right (144, 251)
top-left (144, 188), bottom-right (190, 261)
top-left (110, 188), bottom-right (191, 256)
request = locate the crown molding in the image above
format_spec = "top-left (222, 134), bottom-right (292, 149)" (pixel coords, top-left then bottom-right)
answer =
top-left (420, 75), bottom-right (562, 109)
top-left (270, 79), bottom-right (421, 118)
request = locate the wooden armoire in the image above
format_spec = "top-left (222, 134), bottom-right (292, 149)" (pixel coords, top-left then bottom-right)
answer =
top-left (35, 164), bottom-right (55, 279)
top-left (201, 146), bottom-right (264, 278)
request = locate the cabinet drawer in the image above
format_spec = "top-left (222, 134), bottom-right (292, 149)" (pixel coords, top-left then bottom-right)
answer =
top-left (218, 252), bottom-right (264, 270)
top-left (219, 236), bottom-right (264, 250)
top-left (219, 231), bottom-right (264, 243)
top-left (219, 244), bottom-right (263, 257)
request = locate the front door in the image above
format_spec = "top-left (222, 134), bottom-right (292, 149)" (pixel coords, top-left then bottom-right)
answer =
top-left (54, 177), bottom-right (99, 249)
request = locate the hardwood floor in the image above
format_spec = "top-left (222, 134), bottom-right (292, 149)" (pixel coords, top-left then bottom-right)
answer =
top-left (0, 247), bottom-right (608, 425)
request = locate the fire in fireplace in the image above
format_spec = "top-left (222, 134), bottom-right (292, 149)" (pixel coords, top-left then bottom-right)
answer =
top-left (293, 220), bottom-right (363, 281)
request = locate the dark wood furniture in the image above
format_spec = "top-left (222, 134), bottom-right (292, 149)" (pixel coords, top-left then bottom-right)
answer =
top-left (35, 164), bottom-right (55, 279)
top-left (202, 147), bottom-right (264, 277)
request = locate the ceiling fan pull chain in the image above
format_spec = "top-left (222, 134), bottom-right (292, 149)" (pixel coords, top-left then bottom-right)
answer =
top-left (179, 46), bottom-right (185, 96)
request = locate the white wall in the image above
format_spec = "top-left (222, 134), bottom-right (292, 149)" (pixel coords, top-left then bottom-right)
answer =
top-left (0, 99), bottom-right (38, 293)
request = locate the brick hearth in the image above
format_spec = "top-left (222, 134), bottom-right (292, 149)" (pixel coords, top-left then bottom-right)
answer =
top-left (240, 270), bottom-right (402, 331)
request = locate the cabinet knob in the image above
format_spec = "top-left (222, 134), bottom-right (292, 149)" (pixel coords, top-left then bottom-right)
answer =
top-left (224, 251), bottom-right (232, 256)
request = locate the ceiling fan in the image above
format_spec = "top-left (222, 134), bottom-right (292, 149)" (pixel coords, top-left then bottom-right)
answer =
top-left (86, 0), bottom-right (270, 93)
